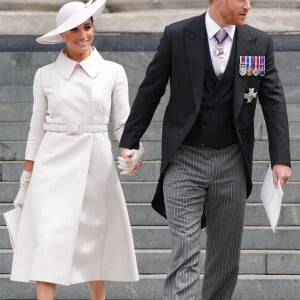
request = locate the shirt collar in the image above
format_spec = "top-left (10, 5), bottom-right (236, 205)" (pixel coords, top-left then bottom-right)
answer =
top-left (205, 10), bottom-right (235, 40)
top-left (54, 46), bottom-right (104, 79)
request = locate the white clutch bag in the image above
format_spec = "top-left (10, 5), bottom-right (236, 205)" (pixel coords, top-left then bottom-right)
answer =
top-left (3, 207), bottom-right (22, 250)
top-left (260, 164), bottom-right (283, 233)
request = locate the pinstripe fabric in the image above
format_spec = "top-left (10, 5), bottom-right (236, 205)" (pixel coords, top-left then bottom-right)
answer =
top-left (163, 144), bottom-right (247, 300)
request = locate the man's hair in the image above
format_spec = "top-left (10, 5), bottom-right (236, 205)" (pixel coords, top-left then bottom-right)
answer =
top-left (209, 0), bottom-right (214, 4)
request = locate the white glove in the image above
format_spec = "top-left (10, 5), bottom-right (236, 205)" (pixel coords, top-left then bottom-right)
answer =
top-left (13, 170), bottom-right (32, 208)
top-left (118, 143), bottom-right (145, 175)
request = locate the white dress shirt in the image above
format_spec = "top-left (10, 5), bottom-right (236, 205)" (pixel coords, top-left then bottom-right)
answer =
top-left (205, 11), bottom-right (236, 78)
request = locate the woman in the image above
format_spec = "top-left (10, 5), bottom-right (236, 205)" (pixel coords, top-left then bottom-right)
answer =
top-left (10, 1), bottom-right (142, 299)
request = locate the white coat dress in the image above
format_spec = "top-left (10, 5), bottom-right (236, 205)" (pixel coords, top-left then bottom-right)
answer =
top-left (10, 48), bottom-right (139, 285)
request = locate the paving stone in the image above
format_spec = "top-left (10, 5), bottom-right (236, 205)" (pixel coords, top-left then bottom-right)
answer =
top-left (0, 123), bottom-right (29, 141)
top-left (0, 103), bottom-right (32, 122)
top-left (0, 86), bottom-right (33, 103)
top-left (0, 251), bottom-right (12, 274)
top-left (282, 86), bottom-right (300, 104)
top-left (0, 182), bottom-right (19, 203)
top-left (249, 182), bottom-right (300, 203)
top-left (233, 276), bottom-right (300, 300)
top-left (263, 121), bottom-right (300, 141)
top-left (0, 142), bottom-right (26, 161)
top-left (267, 253), bottom-right (300, 274)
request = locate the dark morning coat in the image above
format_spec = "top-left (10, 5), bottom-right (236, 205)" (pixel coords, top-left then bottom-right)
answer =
top-left (119, 13), bottom-right (291, 219)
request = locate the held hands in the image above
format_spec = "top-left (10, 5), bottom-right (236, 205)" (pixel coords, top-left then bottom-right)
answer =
top-left (13, 170), bottom-right (32, 208)
top-left (118, 143), bottom-right (145, 176)
top-left (272, 164), bottom-right (291, 188)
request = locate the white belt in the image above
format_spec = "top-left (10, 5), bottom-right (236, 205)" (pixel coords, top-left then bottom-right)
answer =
top-left (43, 123), bottom-right (108, 135)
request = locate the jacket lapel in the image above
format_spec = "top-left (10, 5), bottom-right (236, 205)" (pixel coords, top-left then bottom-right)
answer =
top-left (184, 14), bottom-right (206, 113)
top-left (233, 25), bottom-right (258, 122)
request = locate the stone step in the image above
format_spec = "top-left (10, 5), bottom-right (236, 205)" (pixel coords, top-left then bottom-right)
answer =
top-left (0, 95), bottom-right (299, 127)
top-left (127, 203), bottom-right (300, 227)
top-left (1, 202), bottom-right (300, 227)
top-left (0, 181), bottom-right (299, 204)
top-left (1, 50), bottom-right (298, 69)
top-left (0, 8), bottom-right (299, 35)
top-left (0, 118), bottom-right (300, 143)
top-left (0, 275), bottom-right (300, 300)
top-left (0, 90), bottom-right (299, 122)
top-left (1, 140), bottom-right (300, 162)
top-left (1, 0), bottom-right (299, 11)
top-left (1, 249), bottom-right (300, 275)
top-left (1, 161), bottom-right (300, 182)
top-left (0, 84), bottom-right (299, 105)
top-left (0, 51), bottom-right (299, 85)
top-left (1, 226), bottom-right (300, 250)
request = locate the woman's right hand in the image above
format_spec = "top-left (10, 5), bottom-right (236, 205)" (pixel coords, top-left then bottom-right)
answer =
top-left (13, 170), bottom-right (32, 208)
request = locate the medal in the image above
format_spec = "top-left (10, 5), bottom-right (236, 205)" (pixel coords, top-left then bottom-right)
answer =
top-left (214, 29), bottom-right (228, 59)
top-left (215, 46), bottom-right (225, 58)
top-left (244, 88), bottom-right (257, 103)
top-left (259, 56), bottom-right (265, 76)
top-left (246, 56), bottom-right (253, 76)
top-left (239, 56), bottom-right (247, 76)
top-left (253, 56), bottom-right (259, 76)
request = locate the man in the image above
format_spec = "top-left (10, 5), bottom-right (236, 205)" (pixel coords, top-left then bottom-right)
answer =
top-left (119, 0), bottom-right (291, 299)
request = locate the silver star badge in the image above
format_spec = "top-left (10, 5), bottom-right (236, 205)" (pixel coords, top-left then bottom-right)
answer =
top-left (244, 88), bottom-right (257, 103)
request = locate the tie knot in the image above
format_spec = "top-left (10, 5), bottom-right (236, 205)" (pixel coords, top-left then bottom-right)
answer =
top-left (214, 28), bottom-right (228, 44)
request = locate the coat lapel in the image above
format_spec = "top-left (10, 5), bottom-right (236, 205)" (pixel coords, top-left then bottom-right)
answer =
top-left (184, 15), bottom-right (206, 113)
top-left (233, 25), bottom-right (258, 122)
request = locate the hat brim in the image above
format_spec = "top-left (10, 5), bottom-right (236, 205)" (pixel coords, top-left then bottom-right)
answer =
top-left (36, 0), bottom-right (106, 44)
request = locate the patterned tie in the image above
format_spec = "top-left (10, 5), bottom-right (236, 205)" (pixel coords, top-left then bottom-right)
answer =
top-left (213, 28), bottom-right (228, 58)
top-left (212, 29), bottom-right (229, 78)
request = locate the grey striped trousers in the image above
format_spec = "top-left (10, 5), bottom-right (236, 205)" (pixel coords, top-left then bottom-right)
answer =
top-left (163, 143), bottom-right (247, 300)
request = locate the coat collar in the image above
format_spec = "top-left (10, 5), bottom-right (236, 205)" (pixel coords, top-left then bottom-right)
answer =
top-left (184, 13), bottom-right (206, 112)
top-left (54, 46), bottom-right (104, 79)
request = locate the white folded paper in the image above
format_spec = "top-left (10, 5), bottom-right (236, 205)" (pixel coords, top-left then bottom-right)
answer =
top-left (260, 164), bottom-right (283, 233)
top-left (3, 207), bottom-right (22, 250)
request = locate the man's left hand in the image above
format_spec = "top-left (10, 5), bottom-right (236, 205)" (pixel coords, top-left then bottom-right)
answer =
top-left (118, 143), bottom-right (145, 176)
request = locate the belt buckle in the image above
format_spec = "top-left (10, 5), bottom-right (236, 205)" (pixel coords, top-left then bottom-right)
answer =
top-left (67, 124), bottom-right (81, 135)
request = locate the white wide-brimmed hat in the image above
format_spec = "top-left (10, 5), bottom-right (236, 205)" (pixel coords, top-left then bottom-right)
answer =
top-left (36, 0), bottom-right (106, 44)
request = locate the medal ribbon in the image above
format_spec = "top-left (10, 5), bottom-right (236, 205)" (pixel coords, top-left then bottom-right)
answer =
top-left (254, 56), bottom-right (258, 70)
top-left (259, 56), bottom-right (265, 68)
top-left (248, 56), bottom-right (252, 70)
